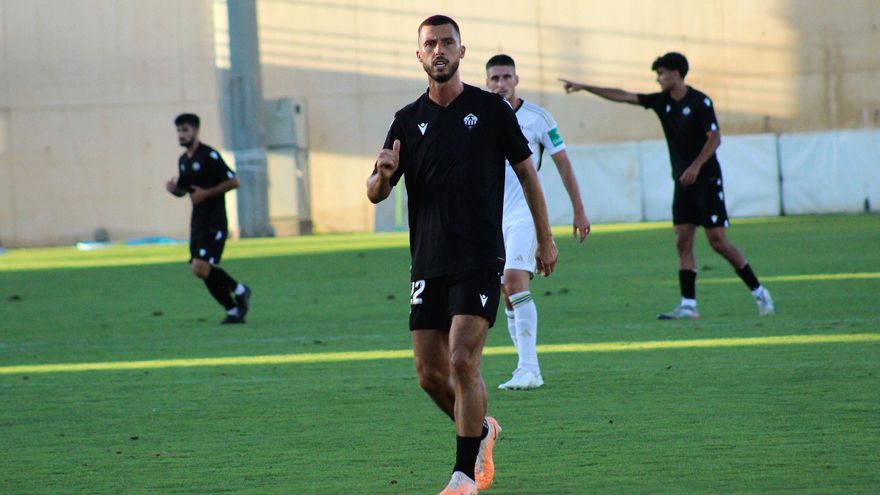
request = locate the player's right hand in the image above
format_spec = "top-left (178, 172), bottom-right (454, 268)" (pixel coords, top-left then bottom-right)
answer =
top-left (375, 139), bottom-right (400, 180)
top-left (165, 177), bottom-right (179, 194)
top-left (535, 238), bottom-right (559, 277)
top-left (558, 78), bottom-right (582, 94)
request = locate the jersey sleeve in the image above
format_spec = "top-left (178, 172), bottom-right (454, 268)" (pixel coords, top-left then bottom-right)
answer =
top-left (637, 92), bottom-right (664, 111)
top-left (379, 116), bottom-right (406, 187)
top-left (496, 98), bottom-right (531, 165)
top-left (696, 94), bottom-right (720, 133)
top-left (539, 112), bottom-right (566, 155)
top-left (207, 149), bottom-right (236, 182)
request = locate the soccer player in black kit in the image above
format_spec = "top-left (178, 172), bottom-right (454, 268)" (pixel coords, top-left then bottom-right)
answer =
top-left (560, 52), bottom-right (775, 319)
top-left (165, 113), bottom-right (251, 324)
top-left (367, 15), bottom-right (557, 494)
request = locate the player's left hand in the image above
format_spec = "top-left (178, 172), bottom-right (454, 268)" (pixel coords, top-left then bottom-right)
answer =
top-left (573, 210), bottom-right (591, 243)
top-left (679, 164), bottom-right (700, 186)
top-left (535, 238), bottom-right (558, 277)
top-left (190, 185), bottom-right (208, 204)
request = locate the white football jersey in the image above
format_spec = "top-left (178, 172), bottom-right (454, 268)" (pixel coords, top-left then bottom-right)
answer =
top-left (503, 99), bottom-right (566, 228)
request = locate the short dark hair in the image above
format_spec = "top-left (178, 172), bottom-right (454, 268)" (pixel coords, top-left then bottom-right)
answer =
top-left (174, 113), bottom-right (200, 128)
top-left (486, 54), bottom-right (516, 72)
top-left (651, 52), bottom-right (689, 78)
top-left (418, 14), bottom-right (461, 40)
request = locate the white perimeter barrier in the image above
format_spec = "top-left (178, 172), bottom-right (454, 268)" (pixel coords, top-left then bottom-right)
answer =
top-left (780, 130), bottom-right (880, 214)
top-left (374, 130), bottom-right (878, 231)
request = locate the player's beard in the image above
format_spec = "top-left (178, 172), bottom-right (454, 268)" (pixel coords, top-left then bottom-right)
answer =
top-left (179, 137), bottom-right (194, 148)
top-left (423, 58), bottom-right (459, 84)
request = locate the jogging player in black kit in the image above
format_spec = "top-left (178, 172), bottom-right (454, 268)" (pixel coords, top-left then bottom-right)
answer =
top-left (367, 15), bottom-right (557, 494)
top-left (166, 113), bottom-right (251, 324)
top-left (560, 52), bottom-right (775, 319)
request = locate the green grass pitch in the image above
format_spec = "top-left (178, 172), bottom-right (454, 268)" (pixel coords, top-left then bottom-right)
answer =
top-left (1, 214), bottom-right (878, 494)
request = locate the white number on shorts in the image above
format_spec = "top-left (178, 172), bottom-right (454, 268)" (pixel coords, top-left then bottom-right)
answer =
top-left (410, 280), bottom-right (426, 305)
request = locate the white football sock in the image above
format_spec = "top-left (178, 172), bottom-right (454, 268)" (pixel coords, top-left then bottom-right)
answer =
top-left (681, 297), bottom-right (697, 308)
top-left (510, 291), bottom-right (539, 375)
top-left (234, 283), bottom-right (246, 296)
top-left (505, 309), bottom-right (517, 347)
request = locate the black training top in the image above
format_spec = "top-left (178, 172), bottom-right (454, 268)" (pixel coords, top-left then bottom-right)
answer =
top-left (380, 83), bottom-right (532, 279)
top-left (176, 143), bottom-right (236, 232)
top-left (637, 87), bottom-right (722, 180)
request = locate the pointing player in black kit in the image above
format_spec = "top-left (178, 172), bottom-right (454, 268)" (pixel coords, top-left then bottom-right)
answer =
top-left (561, 52), bottom-right (775, 319)
top-left (367, 15), bottom-right (557, 494)
top-left (166, 113), bottom-right (252, 324)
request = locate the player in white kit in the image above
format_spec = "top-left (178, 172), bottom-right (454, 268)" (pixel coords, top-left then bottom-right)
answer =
top-left (486, 54), bottom-right (591, 390)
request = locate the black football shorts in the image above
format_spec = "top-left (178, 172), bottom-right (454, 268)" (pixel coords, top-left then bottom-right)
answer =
top-left (189, 227), bottom-right (227, 265)
top-left (672, 176), bottom-right (730, 228)
top-left (409, 270), bottom-right (501, 330)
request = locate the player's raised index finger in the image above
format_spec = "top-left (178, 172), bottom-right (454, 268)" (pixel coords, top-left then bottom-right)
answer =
top-left (392, 139), bottom-right (400, 154)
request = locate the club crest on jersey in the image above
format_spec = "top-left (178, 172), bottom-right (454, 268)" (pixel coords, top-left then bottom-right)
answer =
top-left (665, 104), bottom-right (671, 113)
top-left (193, 161), bottom-right (201, 171)
top-left (682, 106), bottom-right (691, 116)
top-left (418, 122), bottom-right (428, 135)
top-left (463, 113), bottom-right (478, 129)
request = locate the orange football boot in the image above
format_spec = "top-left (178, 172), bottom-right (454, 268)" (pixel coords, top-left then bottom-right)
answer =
top-left (475, 416), bottom-right (501, 490)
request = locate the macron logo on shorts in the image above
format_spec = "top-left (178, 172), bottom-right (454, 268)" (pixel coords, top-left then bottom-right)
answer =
top-left (479, 294), bottom-right (488, 307)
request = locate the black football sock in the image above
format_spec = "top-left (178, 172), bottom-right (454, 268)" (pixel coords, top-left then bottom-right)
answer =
top-left (679, 269), bottom-right (697, 300)
top-left (453, 435), bottom-right (481, 481)
top-left (205, 269), bottom-right (236, 310)
top-left (209, 267), bottom-right (238, 291)
top-left (736, 262), bottom-right (761, 291)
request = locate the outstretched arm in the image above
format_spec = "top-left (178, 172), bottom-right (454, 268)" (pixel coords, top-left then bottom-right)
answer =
top-left (549, 149), bottom-right (591, 242)
top-left (510, 157), bottom-right (558, 276)
top-left (558, 78), bottom-right (640, 104)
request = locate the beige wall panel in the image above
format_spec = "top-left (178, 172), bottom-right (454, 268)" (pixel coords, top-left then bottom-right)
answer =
top-left (305, 93), bottom-right (373, 232)
top-left (2, 103), bottom-right (223, 246)
top-left (0, 1), bottom-right (8, 109)
top-left (5, 0), bottom-right (216, 107)
top-left (2, 0), bottom-right (879, 244)
top-left (0, 111), bottom-right (11, 246)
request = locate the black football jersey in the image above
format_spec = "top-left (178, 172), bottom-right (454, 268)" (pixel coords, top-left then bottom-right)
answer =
top-left (176, 143), bottom-right (236, 232)
top-left (638, 87), bottom-right (722, 180)
top-left (380, 84), bottom-right (532, 279)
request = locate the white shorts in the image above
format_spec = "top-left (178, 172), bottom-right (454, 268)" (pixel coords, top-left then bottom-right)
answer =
top-left (503, 220), bottom-right (537, 275)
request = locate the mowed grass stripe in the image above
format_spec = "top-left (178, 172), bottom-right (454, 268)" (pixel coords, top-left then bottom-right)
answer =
top-left (2, 333), bottom-right (877, 375)
top-left (703, 272), bottom-right (880, 284)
